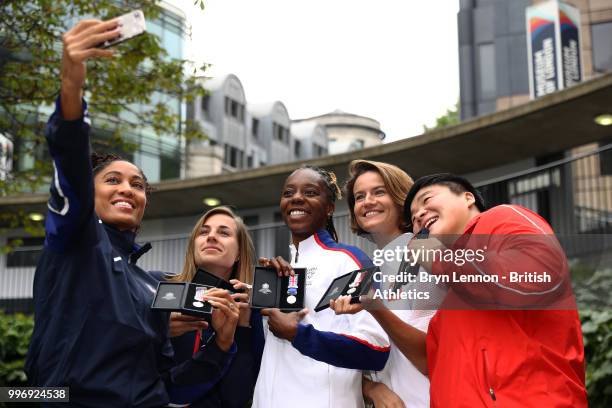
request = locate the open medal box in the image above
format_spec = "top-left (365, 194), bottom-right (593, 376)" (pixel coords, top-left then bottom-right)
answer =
top-left (151, 282), bottom-right (214, 318)
top-left (250, 266), bottom-right (306, 312)
top-left (314, 266), bottom-right (378, 312)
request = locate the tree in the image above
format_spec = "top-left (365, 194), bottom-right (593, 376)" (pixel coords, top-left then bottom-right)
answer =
top-left (0, 0), bottom-right (207, 234)
top-left (422, 101), bottom-right (460, 132)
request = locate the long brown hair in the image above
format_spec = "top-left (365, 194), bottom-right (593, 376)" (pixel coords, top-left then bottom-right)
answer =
top-left (170, 206), bottom-right (255, 284)
top-left (344, 160), bottom-right (414, 236)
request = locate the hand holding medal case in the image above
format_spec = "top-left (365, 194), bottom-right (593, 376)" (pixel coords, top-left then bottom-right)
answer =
top-left (151, 281), bottom-right (214, 318)
top-left (314, 266), bottom-right (378, 312)
top-left (250, 266), bottom-right (306, 312)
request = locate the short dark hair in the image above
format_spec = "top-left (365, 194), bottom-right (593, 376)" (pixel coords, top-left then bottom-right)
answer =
top-left (403, 173), bottom-right (486, 229)
top-left (91, 152), bottom-right (152, 195)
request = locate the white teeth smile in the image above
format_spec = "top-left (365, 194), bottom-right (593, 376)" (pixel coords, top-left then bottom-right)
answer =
top-left (364, 211), bottom-right (379, 217)
top-left (113, 201), bottom-right (133, 209)
top-left (290, 210), bottom-right (306, 216)
top-left (425, 217), bottom-right (439, 229)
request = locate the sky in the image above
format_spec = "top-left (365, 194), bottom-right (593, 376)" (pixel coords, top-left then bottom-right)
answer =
top-left (169, 0), bottom-right (460, 142)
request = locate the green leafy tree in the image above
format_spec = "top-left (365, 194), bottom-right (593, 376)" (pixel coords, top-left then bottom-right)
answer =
top-left (0, 0), bottom-right (207, 233)
top-left (422, 101), bottom-right (460, 132)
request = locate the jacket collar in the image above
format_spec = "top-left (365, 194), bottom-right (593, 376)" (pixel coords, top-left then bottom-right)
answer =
top-left (289, 228), bottom-right (332, 261)
top-left (102, 221), bottom-right (151, 263)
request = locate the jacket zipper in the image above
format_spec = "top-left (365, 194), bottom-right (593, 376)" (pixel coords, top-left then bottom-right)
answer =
top-left (482, 349), bottom-right (497, 406)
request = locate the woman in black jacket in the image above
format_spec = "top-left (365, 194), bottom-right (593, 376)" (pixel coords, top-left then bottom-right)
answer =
top-left (166, 206), bottom-right (264, 408)
top-left (25, 19), bottom-right (240, 407)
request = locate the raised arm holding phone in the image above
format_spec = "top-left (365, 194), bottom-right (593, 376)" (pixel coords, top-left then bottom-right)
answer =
top-left (25, 19), bottom-right (240, 407)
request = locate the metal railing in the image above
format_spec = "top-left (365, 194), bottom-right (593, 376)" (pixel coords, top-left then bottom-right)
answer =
top-left (1, 144), bottom-right (611, 313)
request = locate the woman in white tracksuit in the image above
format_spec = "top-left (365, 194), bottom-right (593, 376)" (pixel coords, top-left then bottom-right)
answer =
top-left (253, 166), bottom-right (390, 408)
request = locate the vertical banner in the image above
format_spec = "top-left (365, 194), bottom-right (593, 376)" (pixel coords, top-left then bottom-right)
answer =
top-left (559, 2), bottom-right (582, 88)
top-left (526, 1), bottom-right (582, 99)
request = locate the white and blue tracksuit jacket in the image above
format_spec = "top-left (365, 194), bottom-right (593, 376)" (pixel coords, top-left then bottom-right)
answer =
top-left (253, 229), bottom-right (390, 407)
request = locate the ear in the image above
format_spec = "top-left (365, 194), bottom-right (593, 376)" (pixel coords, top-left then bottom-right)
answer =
top-left (464, 191), bottom-right (476, 208)
top-left (326, 202), bottom-right (335, 217)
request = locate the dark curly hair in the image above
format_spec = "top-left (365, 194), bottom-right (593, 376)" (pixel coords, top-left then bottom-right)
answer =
top-left (90, 152), bottom-right (152, 196)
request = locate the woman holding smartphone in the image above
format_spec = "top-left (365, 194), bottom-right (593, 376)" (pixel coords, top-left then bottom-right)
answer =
top-left (339, 160), bottom-right (440, 408)
top-left (166, 206), bottom-right (264, 408)
top-left (25, 19), bottom-right (239, 407)
top-left (252, 166), bottom-right (390, 408)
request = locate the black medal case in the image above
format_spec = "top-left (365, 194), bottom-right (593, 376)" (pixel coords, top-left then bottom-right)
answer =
top-left (314, 266), bottom-right (378, 312)
top-left (193, 268), bottom-right (244, 293)
top-left (250, 266), bottom-right (306, 312)
top-left (151, 281), bottom-right (214, 318)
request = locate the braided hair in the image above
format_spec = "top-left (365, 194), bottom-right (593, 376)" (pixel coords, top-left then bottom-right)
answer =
top-left (91, 152), bottom-right (152, 196)
top-left (299, 165), bottom-right (342, 242)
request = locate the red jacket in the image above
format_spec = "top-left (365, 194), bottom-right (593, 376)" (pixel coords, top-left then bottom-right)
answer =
top-left (427, 205), bottom-right (587, 407)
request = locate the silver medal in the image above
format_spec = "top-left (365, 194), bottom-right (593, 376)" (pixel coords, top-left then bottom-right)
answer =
top-left (347, 287), bottom-right (357, 294)
top-left (193, 301), bottom-right (204, 308)
top-left (287, 295), bottom-right (296, 304)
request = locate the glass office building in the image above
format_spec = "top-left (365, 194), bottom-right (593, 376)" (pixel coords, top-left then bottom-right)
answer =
top-left (11, 2), bottom-right (187, 184)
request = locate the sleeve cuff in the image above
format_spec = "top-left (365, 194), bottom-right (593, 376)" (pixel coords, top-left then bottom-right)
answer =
top-left (193, 339), bottom-right (237, 364)
top-left (54, 95), bottom-right (88, 122)
top-left (290, 323), bottom-right (308, 349)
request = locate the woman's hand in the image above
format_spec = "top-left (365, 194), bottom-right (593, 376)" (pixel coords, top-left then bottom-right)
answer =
top-left (259, 256), bottom-right (294, 277)
top-left (202, 289), bottom-right (240, 352)
top-left (329, 295), bottom-right (364, 315)
top-left (261, 308), bottom-right (308, 341)
top-left (168, 312), bottom-right (208, 338)
top-left (60, 19), bottom-right (119, 119)
top-left (229, 279), bottom-right (252, 327)
top-left (363, 378), bottom-right (405, 408)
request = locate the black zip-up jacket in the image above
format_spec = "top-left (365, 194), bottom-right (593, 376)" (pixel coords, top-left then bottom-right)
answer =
top-left (171, 311), bottom-right (265, 408)
top-left (25, 99), bottom-right (236, 407)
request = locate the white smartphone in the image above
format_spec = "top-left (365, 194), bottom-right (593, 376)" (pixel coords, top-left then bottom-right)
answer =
top-left (99, 9), bottom-right (146, 48)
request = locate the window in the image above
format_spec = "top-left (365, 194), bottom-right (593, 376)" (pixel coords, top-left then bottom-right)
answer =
top-left (224, 97), bottom-right (231, 115)
top-left (294, 140), bottom-right (301, 157)
top-left (313, 144), bottom-right (326, 157)
top-left (478, 43), bottom-right (496, 99)
top-left (252, 118), bottom-right (259, 138)
top-left (224, 144), bottom-right (243, 168)
top-left (273, 123), bottom-right (288, 144)
top-left (247, 154), bottom-right (254, 168)
top-left (224, 97), bottom-right (244, 122)
top-left (201, 95), bottom-right (210, 112)
top-left (160, 153), bottom-right (180, 180)
top-left (592, 22), bottom-right (612, 73)
top-left (600, 139), bottom-right (612, 176)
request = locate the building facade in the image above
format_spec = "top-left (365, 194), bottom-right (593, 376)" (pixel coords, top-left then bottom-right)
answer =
top-left (186, 74), bottom-right (336, 177)
top-left (459, 0), bottom-right (612, 119)
top-left (293, 110), bottom-right (385, 155)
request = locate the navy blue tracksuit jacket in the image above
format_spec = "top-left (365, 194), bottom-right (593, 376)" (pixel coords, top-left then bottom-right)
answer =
top-left (25, 99), bottom-right (236, 407)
